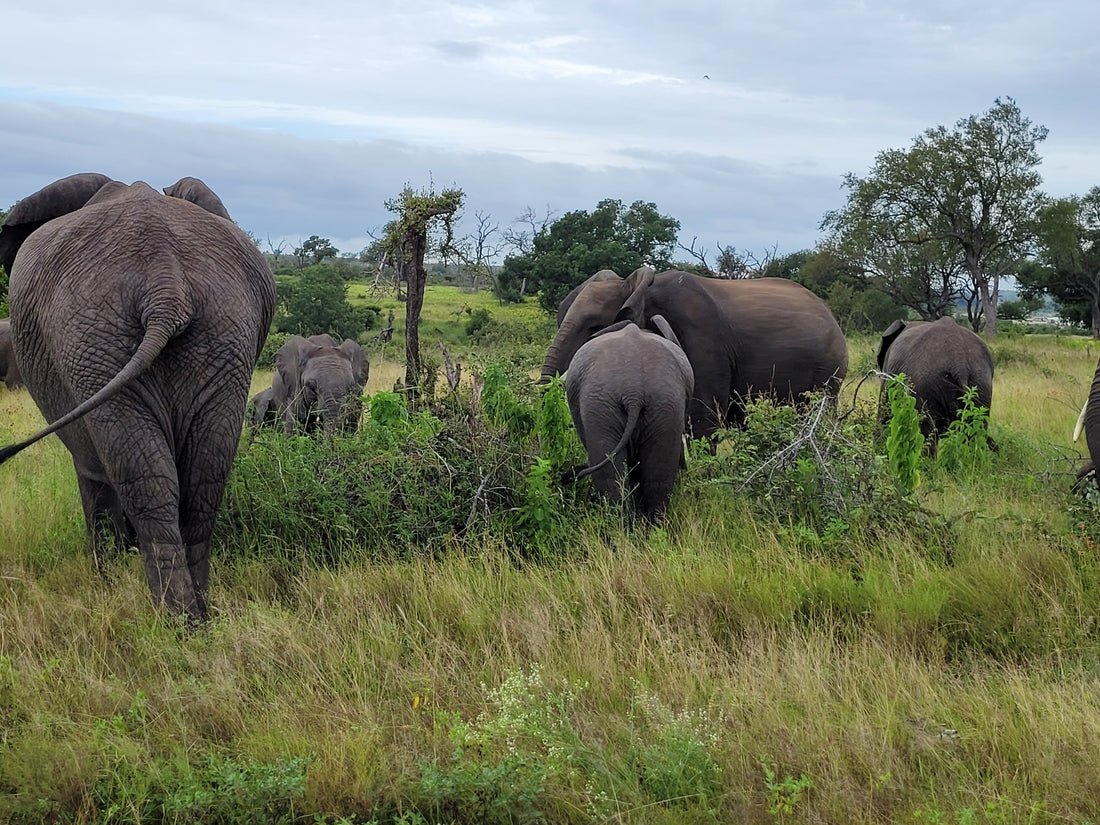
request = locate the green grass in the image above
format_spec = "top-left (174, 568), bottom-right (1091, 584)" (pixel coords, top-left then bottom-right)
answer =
top-left (3, 295), bottom-right (1100, 823)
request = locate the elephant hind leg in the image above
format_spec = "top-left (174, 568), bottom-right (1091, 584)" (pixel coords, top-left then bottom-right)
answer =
top-left (76, 468), bottom-right (137, 575)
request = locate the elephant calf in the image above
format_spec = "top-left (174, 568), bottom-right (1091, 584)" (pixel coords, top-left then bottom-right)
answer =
top-left (877, 316), bottom-right (994, 440)
top-left (0, 318), bottom-right (22, 390)
top-left (565, 316), bottom-right (694, 522)
top-left (253, 334), bottom-right (369, 435)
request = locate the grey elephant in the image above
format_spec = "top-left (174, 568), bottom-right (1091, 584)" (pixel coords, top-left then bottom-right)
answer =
top-left (542, 267), bottom-right (849, 439)
top-left (1072, 361), bottom-right (1100, 484)
top-left (566, 316), bottom-right (694, 522)
top-left (0, 318), bottom-right (22, 390)
top-left (254, 334), bottom-right (369, 434)
top-left (877, 316), bottom-right (994, 439)
top-left (0, 172), bottom-right (276, 622)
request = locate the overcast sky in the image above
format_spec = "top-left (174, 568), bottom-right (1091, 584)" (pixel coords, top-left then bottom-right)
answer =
top-left (2, 0), bottom-right (1098, 265)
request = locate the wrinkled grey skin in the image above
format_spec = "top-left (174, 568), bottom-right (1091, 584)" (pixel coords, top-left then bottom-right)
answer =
top-left (0, 318), bottom-right (22, 390)
top-left (0, 172), bottom-right (276, 622)
top-left (877, 316), bottom-right (994, 439)
top-left (566, 316), bottom-right (694, 522)
top-left (254, 334), bottom-right (369, 435)
top-left (556, 268), bottom-right (622, 327)
top-left (543, 268), bottom-right (848, 439)
top-left (1080, 359), bottom-right (1100, 484)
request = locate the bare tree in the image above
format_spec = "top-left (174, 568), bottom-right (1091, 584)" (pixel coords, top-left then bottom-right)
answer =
top-left (457, 211), bottom-right (502, 293)
top-left (678, 239), bottom-right (777, 278)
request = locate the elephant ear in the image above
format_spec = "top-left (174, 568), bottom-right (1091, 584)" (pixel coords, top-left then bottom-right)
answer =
top-left (614, 266), bottom-right (657, 326)
top-left (648, 314), bottom-right (684, 350)
top-left (163, 177), bottom-right (232, 220)
top-left (0, 172), bottom-right (113, 273)
top-left (275, 335), bottom-right (310, 398)
top-left (339, 339), bottom-right (370, 386)
top-left (877, 319), bottom-right (908, 369)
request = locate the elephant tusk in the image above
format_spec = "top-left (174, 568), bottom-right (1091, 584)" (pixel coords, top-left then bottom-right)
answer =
top-left (1074, 398), bottom-right (1089, 443)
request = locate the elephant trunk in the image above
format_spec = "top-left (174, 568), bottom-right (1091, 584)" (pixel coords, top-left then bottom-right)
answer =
top-left (541, 321), bottom-right (582, 383)
top-left (318, 391), bottom-right (363, 434)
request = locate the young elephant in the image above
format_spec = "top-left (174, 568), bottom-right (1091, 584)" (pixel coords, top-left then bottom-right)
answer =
top-left (0, 318), bottom-right (22, 390)
top-left (565, 316), bottom-right (694, 522)
top-left (877, 316), bottom-right (994, 439)
top-left (260, 334), bottom-right (369, 435)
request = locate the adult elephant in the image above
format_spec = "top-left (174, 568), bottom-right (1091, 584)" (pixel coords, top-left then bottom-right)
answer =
top-left (0, 173), bottom-right (276, 622)
top-left (0, 318), bottom-right (22, 389)
top-left (254, 334), bottom-right (369, 435)
top-left (566, 316), bottom-right (694, 522)
top-left (877, 316), bottom-right (994, 439)
top-left (542, 268), bottom-right (848, 438)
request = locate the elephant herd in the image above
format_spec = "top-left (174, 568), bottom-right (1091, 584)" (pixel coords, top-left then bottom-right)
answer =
top-left (0, 172), bottom-right (1078, 623)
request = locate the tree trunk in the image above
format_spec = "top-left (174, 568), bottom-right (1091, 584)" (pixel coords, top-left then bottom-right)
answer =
top-left (404, 228), bottom-right (428, 406)
top-left (1092, 296), bottom-right (1100, 339)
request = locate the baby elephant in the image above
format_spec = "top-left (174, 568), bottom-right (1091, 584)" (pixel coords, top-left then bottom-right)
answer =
top-left (254, 334), bottom-right (369, 435)
top-left (878, 316), bottom-right (994, 439)
top-left (565, 316), bottom-right (694, 522)
top-left (0, 318), bottom-right (22, 390)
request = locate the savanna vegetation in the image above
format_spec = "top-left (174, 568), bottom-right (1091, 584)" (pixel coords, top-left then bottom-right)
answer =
top-left (3, 280), bottom-right (1100, 823)
top-left (5, 97), bottom-right (1100, 824)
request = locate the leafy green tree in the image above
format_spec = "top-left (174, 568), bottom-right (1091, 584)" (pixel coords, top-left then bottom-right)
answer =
top-left (275, 264), bottom-right (377, 340)
top-left (1017, 189), bottom-right (1100, 335)
top-left (823, 98), bottom-right (1048, 336)
top-left (496, 199), bottom-right (680, 314)
top-left (294, 235), bottom-right (338, 268)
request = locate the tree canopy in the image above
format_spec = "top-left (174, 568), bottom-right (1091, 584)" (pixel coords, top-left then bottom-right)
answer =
top-left (495, 199), bottom-right (680, 313)
top-left (823, 98), bottom-right (1048, 335)
top-left (274, 264), bottom-right (377, 341)
top-left (1017, 188), bottom-right (1100, 335)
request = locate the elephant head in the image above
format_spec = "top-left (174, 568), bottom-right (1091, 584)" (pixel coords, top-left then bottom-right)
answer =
top-left (273, 334), bottom-right (369, 435)
top-left (555, 268), bottom-right (623, 326)
top-left (541, 266), bottom-right (654, 382)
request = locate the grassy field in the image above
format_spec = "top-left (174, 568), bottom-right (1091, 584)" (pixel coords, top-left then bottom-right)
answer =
top-left (3, 291), bottom-right (1100, 824)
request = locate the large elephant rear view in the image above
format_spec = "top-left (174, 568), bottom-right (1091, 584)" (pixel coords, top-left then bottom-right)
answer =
top-left (542, 269), bottom-right (848, 438)
top-left (0, 173), bottom-right (276, 622)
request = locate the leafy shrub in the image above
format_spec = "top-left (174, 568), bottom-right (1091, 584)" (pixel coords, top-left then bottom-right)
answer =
top-left (937, 386), bottom-right (992, 474)
top-left (885, 374), bottom-right (923, 496)
top-left (218, 371), bottom-right (592, 565)
top-left (686, 394), bottom-right (935, 549)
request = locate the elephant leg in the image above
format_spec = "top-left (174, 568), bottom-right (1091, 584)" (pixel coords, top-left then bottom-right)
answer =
top-left (82, 406), bottom-right (201, 620)
top-left (75, 468), bottom-right (136, 567)
top-left (175, 404), bottom-right (245, 620)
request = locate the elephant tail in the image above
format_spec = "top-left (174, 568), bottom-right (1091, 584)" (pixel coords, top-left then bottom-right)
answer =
top-left (0, 319), bottom-right (180, 466)
top-left (575, 400), bottom-right (642, 481)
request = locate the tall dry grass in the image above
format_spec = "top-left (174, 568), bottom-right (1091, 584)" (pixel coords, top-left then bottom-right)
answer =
top-left (2, 329), bottom-right (1100, 823)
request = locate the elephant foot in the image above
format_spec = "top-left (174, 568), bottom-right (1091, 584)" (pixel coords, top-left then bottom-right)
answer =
top-left (142, 542), bottom-right (204, 623)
